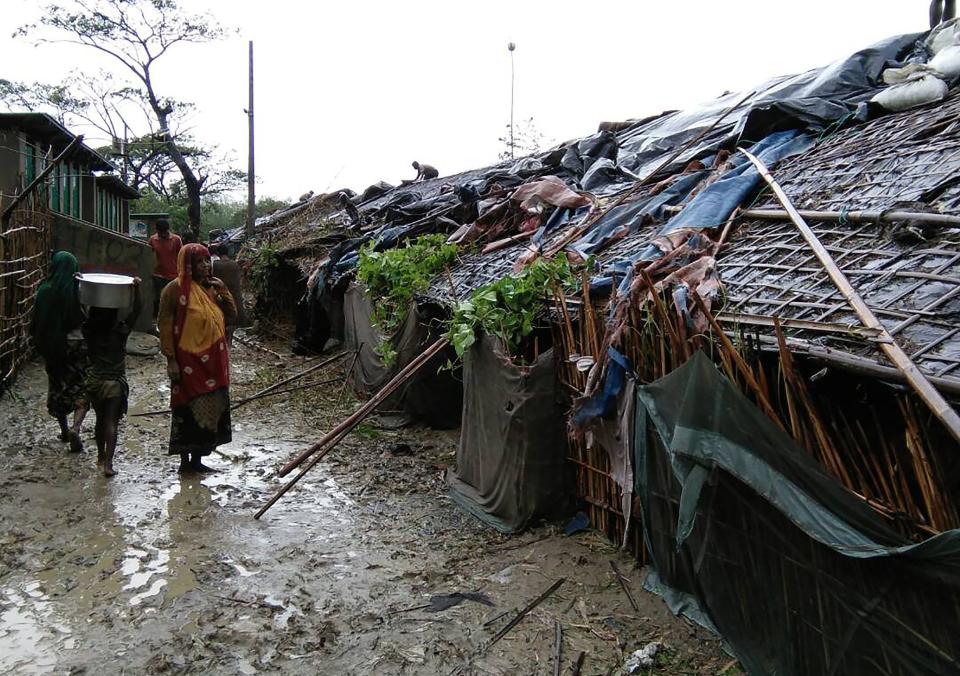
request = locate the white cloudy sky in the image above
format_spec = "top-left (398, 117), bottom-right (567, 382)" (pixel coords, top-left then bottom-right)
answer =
top-left (0, 1), bottom-right (930, 201)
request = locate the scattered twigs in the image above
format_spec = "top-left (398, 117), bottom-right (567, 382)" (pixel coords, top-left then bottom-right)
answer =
top-left (233, 376), bottom-right (342, 406)
top-left (741, 147), bottom-right (960, 447)
top-left (488, 578), bottom-right (566, 647)
top-left (609, 561), bottom-right (639, 612)
top-left (255, 338), bottom-right (448, 519)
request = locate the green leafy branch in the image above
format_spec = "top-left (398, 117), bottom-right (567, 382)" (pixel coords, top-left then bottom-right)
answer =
top-left (447, 256), bottom-right (575, 361)
top-left (356, 233), bottom-right (458, 366)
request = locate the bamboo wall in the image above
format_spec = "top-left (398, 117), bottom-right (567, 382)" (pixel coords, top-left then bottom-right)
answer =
top-left (0, 194), bottom-right (51, 392)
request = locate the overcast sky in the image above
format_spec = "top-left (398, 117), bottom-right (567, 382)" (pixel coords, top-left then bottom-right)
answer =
top-left (0, 1), bottom-right (931, 202)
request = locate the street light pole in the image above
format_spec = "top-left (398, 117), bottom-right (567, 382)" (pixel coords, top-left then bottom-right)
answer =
top-left (246, 40), bottom-right (255, 238)
top-left (508, 42), bottom-right (516, 160)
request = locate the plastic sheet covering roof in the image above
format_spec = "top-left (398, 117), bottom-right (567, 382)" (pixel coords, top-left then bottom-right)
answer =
top-left (260, 30), bottom-right (926, 291)
top-left (717, 89), bottom-right (960, 392)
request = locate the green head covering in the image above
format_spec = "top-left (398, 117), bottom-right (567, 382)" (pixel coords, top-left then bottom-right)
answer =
top-left (31, 251), bottom-right (83, 360)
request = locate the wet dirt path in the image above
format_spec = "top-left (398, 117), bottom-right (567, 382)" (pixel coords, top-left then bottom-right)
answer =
top-left (0, 342), bottom-right (732, 675)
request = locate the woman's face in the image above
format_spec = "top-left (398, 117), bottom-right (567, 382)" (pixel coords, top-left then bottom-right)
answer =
top-left (192, 255), bottom-right (212, 282)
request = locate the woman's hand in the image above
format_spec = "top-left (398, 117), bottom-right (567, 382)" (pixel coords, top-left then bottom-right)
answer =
top-left (209, 277), bottom-right (226, 291)
top-left (167, 357), bottom-right (181, 384)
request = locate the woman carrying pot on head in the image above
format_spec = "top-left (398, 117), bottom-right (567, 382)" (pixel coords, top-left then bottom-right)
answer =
top-left (30, 251), bottom-right (89, 451)
top-left (158, 243), bottom-right (237, 474)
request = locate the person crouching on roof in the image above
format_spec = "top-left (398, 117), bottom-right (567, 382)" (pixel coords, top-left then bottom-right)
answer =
top-left (158, 243), bottom-right (237, 474)
top-left (82, 278), bottom-right (142, 477)
top-left (30, 251), bottom-right (90, 452)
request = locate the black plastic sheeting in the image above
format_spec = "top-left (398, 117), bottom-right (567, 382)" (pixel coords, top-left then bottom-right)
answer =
top-left (635, 352), bottom-right (960, 676)
top-left (309, 31), bottom-right (924, 293)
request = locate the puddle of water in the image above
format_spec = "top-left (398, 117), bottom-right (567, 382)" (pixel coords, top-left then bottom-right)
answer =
top-left (0, 588), bottom-right (70, 675)
top-left (129, 578), bottom-right (167, 606)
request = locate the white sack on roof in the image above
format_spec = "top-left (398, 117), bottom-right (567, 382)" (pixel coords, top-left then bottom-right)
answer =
top-left (930, 44), bottom-right (960, 79)
top-left (872, 73), bottom-right (948, 112)
top-left (927, 18), bottom-right (960, 55)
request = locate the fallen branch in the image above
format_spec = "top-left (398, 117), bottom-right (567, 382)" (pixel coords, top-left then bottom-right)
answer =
top-left (741, 148), bottom-right (960, 446)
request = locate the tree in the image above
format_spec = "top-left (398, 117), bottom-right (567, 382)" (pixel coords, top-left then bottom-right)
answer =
top-left (0, 71), bottom-right (245, 204)
top-left (17, 0), bottom-right (227, 236)
top-left (498, 117), bottom-right (548, 162)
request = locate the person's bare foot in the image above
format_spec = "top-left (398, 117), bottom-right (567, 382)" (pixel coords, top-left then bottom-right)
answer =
top-left (59, 431), bottom-right (70, 442)
top-left (103, 464), bottom-right (116, 477)
top-left (192, 462), bottom-right (216, 474)
top-left (67, 431), bottom-right (83, 453)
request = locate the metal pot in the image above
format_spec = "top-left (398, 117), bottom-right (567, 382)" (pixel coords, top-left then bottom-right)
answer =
top-left (77, 273), bottom-right (134, 309)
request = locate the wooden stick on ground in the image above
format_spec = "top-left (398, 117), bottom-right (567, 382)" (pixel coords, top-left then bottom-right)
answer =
top-left (609, 561), bottom-right (639, 612)
top-left (488, 578), bottom-right (566, 647)
top-left (741, 148), bottom-right (960, 446)
top-left (554, 619), bottom-right (563, 676)
top-left (130, 350), bottom-right (351, 418)
top-left (254, 338), bottom-right (449, 519)
top-left (234, 333), bottom-right (284, 360)
top-left (231, 350), bottom-right (351, 410)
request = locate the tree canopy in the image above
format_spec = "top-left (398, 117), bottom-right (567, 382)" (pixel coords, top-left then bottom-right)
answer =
top-left (15, 0), bottom-right (231, 234)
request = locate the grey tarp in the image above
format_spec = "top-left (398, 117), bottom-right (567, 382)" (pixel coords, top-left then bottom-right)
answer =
top-left (447, 334), bottom-right (569, 532)
top-left (634, 351), bottom-right (960, 675)
top-left (342, 283), bottom-right (461, 428)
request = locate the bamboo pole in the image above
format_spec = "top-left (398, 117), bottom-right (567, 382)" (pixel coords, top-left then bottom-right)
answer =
top-left (255, 338), bottom-right (449, 519)
top-left (741, 148), bottom-right (960, 446)
top-left (664, 204), bottom-right (960, 228)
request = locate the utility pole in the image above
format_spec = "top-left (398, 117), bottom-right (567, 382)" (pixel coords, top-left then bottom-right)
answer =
top-left (122, 122), bottom-right (129, 183)
top-left (508, 42), bottom-right (516, 160)
top-left (246, 40), bottom-right (255, 238)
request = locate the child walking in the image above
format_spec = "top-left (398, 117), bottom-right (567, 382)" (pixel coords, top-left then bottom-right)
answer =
top-left (82, 278), bottom-right (142, 477)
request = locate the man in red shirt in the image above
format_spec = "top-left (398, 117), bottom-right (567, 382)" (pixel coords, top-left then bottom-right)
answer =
top-left (148, 219), bottom-right (182, 320)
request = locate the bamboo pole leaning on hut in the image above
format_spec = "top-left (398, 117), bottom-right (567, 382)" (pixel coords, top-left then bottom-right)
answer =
top-left (740, 148), bottom-right (960, 447)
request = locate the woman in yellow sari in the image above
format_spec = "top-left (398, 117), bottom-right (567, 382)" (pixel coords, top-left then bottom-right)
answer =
top-left (158, 243), bottom-right (237, 473)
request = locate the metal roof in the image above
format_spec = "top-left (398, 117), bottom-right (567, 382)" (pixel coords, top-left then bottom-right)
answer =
top-left (95, 173), bottom-right (139, 199)
top-left (0, 111), bottom-right (116, 172)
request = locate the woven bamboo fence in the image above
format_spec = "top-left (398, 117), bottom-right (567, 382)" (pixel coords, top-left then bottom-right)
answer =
top-left (0, 192), bottom-right (52, 392)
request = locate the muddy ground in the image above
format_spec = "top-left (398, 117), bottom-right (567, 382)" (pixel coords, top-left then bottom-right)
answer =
top-left (0, 336), bottom-right (735, 675)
